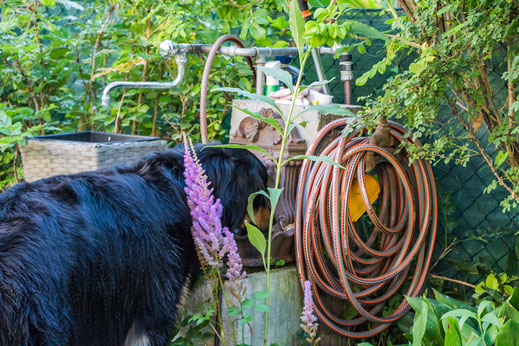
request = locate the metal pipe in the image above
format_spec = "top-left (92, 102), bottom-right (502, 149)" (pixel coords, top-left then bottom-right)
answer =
top-left (159, 41), bottom-right (339, 59)
top-left (255, 54), bottom-right (266, 96)
top-left (101, 53), bottom-right (187, 106)
top-left (340, 53), bottom-right (353, 105)
top-left (310, 48), bottom-right (329, 95)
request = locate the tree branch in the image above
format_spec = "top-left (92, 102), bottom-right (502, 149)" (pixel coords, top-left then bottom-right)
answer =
top-left (429, 274), bottom-right (476, 289)
top-left (447, 99), bottom-right (519, 202)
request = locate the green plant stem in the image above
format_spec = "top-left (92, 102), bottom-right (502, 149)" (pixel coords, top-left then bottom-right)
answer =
top-left (215, 265), bottom-right (237, 345)
top-left (212, 271), bottom-right (225, 346)
top-left (263, 52), bottom-right (310, 346)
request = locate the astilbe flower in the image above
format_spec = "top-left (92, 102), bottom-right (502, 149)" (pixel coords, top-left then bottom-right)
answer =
top-left (183, 137), bottom-right (246, 287)
top-left (301, 280), bottom-right (320, 344)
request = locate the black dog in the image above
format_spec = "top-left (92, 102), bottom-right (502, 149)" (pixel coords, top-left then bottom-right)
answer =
top-left (0, 144), bottom-right (268, 345)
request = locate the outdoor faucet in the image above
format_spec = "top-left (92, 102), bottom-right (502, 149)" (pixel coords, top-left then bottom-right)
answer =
top-left (100, 41), bottom-right (188, 106)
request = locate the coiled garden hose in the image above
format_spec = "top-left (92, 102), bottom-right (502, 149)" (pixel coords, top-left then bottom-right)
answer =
top-left (200, 35), bottom-right (256, 144)
top-left (295, 118), bottom-right (437, 338)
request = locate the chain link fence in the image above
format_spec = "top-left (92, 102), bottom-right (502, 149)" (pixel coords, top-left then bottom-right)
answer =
top-left (313, 9), bottom-right (518, 287)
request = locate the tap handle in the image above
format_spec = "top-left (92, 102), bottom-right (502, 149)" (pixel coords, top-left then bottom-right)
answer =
top-left (159, 40), bottom-right (191, 59)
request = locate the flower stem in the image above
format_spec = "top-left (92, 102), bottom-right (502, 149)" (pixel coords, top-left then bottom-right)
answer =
top-left (263, 52), bottom-right (310, 346)
top-left (212, 271), bottom-right (225, 346)
top-left (216, 265), bottom-right (237, 345)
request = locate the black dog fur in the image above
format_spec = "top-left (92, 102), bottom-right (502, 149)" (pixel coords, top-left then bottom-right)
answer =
top-left (0, 144), bottom-right (267, 345)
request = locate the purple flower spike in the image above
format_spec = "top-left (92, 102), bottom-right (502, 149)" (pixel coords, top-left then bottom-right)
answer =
top-left (301, 280), bottom-right (319, 344)
top-left (182, 136), bottom-right (246, 289)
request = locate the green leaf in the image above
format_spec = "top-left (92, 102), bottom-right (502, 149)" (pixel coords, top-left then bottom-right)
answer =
top-left (409, 60), bottom-right (426, 74)
top-left (56, 0), bottom-right (84, 10)
top-left (254, 304), bottom-right (269, 312)
top-left (411, 299), bottom-right (428, 346)
top-left (289, 0), bottom-right (306, 63)
top-left (235, 107), bottom-right (283, 134)
top-left (444, 317), bottom-right (462, 346)
top-left (343, 20), bottom-right (388, 41)
top-left (495, 319), bottom-right (519, 346)
top-left (441, 309), bottom-right (477, 331)
top-left (297, 104), bottom-right (358, 118)
top-left (309, 77), bottom-right (336, 87)
top-left (486, 274), bottom-right (499, 290)
top-left (267, 187), bottom-right (283, 214)
top-left (285, 154), bottom-right (344, 169)
top-left (256, 66), bottom-right (293, 93)
top-left (247, 190), bottom-right (270, 225)
top-left (275, 259), bottom-right (285, 266)
top-left (242, 298), bottom-right (254, 308)
top-left (509, 288), bottom-right (519, 311)
top-left (245, 222), bottom-right (266, 257)
top-left (228, 306), bottom-right (239, 317)
top-left (238, 313), bottom-right (253, 326)
top-left (477, 300), bottom-right (493, 317)
top-left (204, 144), bottom-right (275, 162)
top-left (495, 151), bottom-right (509, 167)
top-left (356, 72), bottom-right (369, 86)
top-left (41, 0), bottom-right (56, 6)
top-left (480, 312), bottom-right (499, 328)
top-left (249, 25), bottom-right (267, 40)
top-left (254, 290), bottom-right (270, 300)
top-left (437, 4), bottom-right (454, 15)
top-left (212, 87), bottom-right (282, 115)
top-left (433, 290), bottom-right (476, 312)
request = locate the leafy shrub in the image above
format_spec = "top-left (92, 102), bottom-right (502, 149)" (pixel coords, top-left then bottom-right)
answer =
top-left (406, 282), bottom-right (519, 345)
top-left (0, 0), bottom-right (286, 190)
top-left (361, 0), bottom-right (519, 211)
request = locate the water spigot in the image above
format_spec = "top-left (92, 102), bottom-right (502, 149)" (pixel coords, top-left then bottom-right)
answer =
top-left (101, 43), bottom-right (188, 106)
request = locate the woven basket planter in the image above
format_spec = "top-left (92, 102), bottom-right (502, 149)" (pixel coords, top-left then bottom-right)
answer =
top-left (20, 131), bottom-right (167, 182)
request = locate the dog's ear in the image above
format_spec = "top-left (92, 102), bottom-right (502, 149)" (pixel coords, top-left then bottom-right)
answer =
top-left (196, 146), bottom-right (267, 231)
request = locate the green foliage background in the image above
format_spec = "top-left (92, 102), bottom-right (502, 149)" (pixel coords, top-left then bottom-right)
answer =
top-left (0, 0), bottom-right (289, 190)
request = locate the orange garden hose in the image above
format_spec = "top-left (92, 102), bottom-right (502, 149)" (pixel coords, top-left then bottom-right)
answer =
top-left (199, 35), bottom-right (256, 144)
top-left (295, 118), bottom-right (437, 338)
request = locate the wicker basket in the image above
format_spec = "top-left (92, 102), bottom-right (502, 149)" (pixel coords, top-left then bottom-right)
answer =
top-left (20, 131), bottom-right (167, 182)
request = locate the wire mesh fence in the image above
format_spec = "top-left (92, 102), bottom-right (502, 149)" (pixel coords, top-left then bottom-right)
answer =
top-left (314, 9), bottom-right (519, 287)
